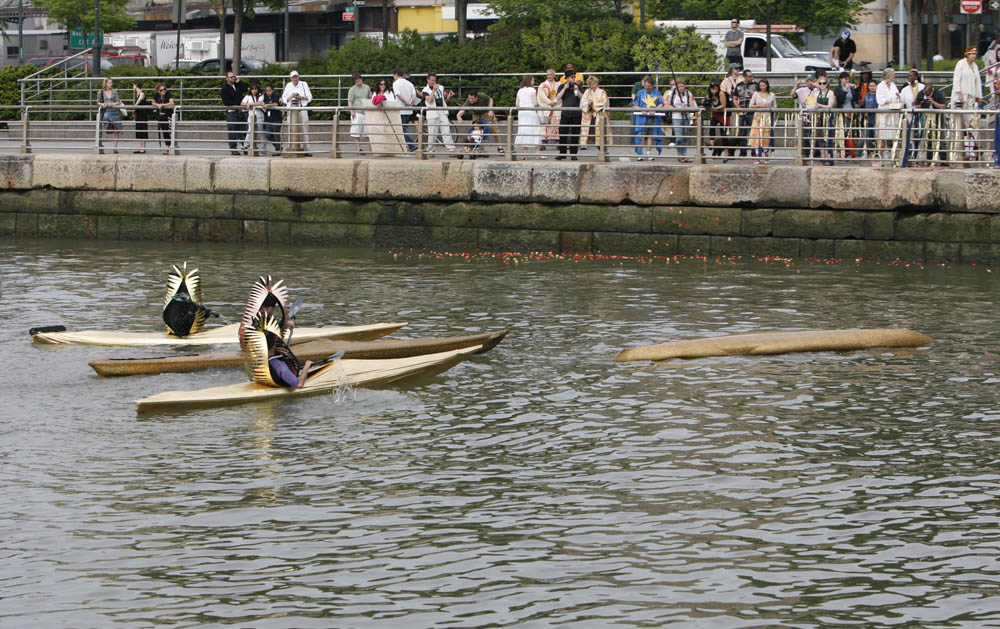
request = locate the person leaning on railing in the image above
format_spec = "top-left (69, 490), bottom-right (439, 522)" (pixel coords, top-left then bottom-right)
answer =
top-left (282, 70), bottom-right (312, 156)
top-left (261, 84), bottom-right (283, 154)
top-left (421, 73), bottom-right (457, 154)
top-left (666, 79), bottom-right (694, 163)
top-left (538, 69), bottom-right (561, 149)
top-left (580, 76), bottom-right (608, 149)
top-left (97, 77), bottom-right (124, 154)
top-left (915, 83), bottom-right (948, 166)
top-left (221, 70), bottom-right (248, 155)
top-left (631, 76), bottom-right (664, 161)
top-left (132, 80), bottom-right (149, 154)
top-left (747, 78), bottom-right (775, 164)
top-left (456, 91), bottom-right (500, 155)
top-left (347, 73), bottom-right (373, 154)
top-left (875, 68), bottom-right (902, 166)
top-left (705, 82), bottom-right (734, 161)
top-left (832, 72), bottom-right (860, 161)
top-left (151, 83), bottom-right (174, 154)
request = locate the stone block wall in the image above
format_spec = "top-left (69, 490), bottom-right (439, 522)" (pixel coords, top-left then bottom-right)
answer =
top-left (1, 154), bottom-right (999, 263)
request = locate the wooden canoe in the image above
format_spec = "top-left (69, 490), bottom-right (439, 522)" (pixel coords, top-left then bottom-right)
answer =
top-left (613, 328), bottom-right (934, 362)
top-left (32, 321), bottom-right (406, 347)
top-left (91, 329), bottom-right (508, 377)
top-left (135, 346), bottom-right (481, 413)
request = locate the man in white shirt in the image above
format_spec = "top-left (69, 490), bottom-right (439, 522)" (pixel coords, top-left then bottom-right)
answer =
top-left (421, 73), bottom-right (456, 153)
top-left (900, 69), bottom-right (925, 109)
top-left (281, 70), bottom-right (312, 155)
top-left (392, 68), bottom-right (419, 152)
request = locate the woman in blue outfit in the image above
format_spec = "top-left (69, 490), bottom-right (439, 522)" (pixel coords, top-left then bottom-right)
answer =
top-left (630, 77), bottom-right (664, 160)
top-left (97, 78), bottom-right (124, 154)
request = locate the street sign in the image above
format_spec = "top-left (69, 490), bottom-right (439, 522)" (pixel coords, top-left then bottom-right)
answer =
top-left (172, 0), bottom-right (187, 24)
top-left (69, 29), bottom-right (101, 48)
top-left (960, 0), bottom-right (982, 14)
top-left (991, 0), bottom-right (999, 9)
top-left (345, 5), bottom-right (355, 12)
top-left (352, 0), bottom-right (365, 5)
top-left (342, 10), bottom-right (355, 20)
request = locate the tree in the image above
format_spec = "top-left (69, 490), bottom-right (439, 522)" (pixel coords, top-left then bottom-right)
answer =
top-left (487, 0), bottom-right (630, 25)
top-left (631, 26), bottom-right (723, 73)
top-left (646, 0), bottom-right (866, 39)
top-left (230, 0), bottom-right (284, 75)
top-left (36, 0), bottom-right (134, 44)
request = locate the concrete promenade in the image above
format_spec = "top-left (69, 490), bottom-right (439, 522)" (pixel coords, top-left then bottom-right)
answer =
top-left (1, 154), bottom-right (999, 262)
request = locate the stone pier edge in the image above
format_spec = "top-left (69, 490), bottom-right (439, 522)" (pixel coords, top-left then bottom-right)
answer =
top-left (0, 154), bottom-right (998, 263)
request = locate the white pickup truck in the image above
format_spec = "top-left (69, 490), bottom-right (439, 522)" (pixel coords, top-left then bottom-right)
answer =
top-left (654, 20), bottom-right (832, 74)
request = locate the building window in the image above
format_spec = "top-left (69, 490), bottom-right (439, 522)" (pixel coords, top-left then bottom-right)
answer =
top-left (39, 40), bottom-right (48, 50)
top-left (6, 46), bottom-right (17, 57)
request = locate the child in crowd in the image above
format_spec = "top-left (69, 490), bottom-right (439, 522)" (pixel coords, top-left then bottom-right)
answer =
top-left (461, 122), bottom-right (485, 158)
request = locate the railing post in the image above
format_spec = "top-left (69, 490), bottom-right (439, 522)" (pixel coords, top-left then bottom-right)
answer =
top-left (330, 108), bottom-right (341, 158)
top-left (506, 107), bottom-right (514, 161)
top-left (598, 112), bottom-right (608, 163)
top-left (95, 107), bottom-right (104, 154)
top-left (416, 110), bottom-right (425, 160)
top-left (248, 113), bottom-right (257, 157)
top-left (794, 113), bottom-right (804, 167)
top-left (169, 110), bottom-right (178, 155)
top-left (20, 106), bottom-right (31, 154)
top-left (694, 111), bottom-right (703, 165)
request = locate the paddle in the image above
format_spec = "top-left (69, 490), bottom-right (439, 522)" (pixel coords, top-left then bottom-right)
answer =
top-left (309, 350), bottom-right (345, 371)
top-left (287, 297), bottom-right (305, 321)
top-left (29, 325), bottom-right (67, 335)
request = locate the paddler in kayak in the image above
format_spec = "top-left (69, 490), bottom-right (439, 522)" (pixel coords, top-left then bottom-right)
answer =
top-left (163, 262), bottom-right (215, 337)
top-left (239, 275), bottom-right (291, 348)
top-left (243, 314), bottom-right (313, 389)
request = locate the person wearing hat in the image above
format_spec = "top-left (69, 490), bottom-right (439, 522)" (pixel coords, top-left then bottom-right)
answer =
top-left (281, 70), bottom-right (312, 155)
top-left (830, 29), bottom-right (857, 71)
top-left (951, 46), bottom-right (983, 162)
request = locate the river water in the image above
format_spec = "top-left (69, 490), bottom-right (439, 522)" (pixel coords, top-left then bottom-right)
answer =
top-left (2, 238), bottom-right (999, 627)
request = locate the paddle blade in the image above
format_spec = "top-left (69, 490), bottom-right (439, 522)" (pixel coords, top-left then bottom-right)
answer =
top-left (29, 325), bottom-right (67, 335)
top-left (310, 350), bottom-right (345, 369)
top-left (288, 297), bottom-right (305, 320)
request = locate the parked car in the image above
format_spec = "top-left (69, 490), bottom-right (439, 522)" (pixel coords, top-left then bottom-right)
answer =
top-left (167, 59), bottom-right (201, 71)
top-left (194, 58), bottom-right (265, 74)
top-left (25, 56), bottom-right (112, 72)
top-left (104, 54), bottom-right (150, 67)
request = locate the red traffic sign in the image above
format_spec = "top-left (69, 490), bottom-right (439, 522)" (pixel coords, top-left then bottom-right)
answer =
top-left (960, 0), bottom-right (982, 14)
top-left (342, 11), bottom-right (355, 20)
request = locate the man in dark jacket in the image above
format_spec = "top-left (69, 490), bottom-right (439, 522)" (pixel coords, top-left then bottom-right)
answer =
top-left (221, 70), bottom-right (248, 155)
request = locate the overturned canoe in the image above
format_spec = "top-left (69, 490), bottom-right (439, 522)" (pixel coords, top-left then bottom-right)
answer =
top-left (32, 321), bottom-right (406, 347)
top-left (135, 346), bottom-right (481, 413)
top-left (613, 328), bottom-right (934, 362)
top-left (91, 329), bottom-right (508, 377)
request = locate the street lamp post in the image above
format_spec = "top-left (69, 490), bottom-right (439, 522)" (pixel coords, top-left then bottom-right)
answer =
top-left (17, 0), bottom-right (23, 66)
top-left (94, 0), bottom-right (101, 78)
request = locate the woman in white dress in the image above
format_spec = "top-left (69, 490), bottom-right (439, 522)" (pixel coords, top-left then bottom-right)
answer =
top-left (875, 68), bottom-right (902, 164)
top-left (951, 46), bottom-right (983, 162)
top-left (514, 75), bottom-right (541, 159)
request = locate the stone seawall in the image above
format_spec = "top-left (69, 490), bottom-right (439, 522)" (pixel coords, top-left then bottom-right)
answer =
top-left (1, 154), bottom-right (998, 262)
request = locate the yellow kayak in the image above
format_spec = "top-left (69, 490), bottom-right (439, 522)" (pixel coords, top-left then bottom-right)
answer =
top-left (135, 346), bottom-right (481, 413)
top-left (613, 329), bottom-right (934, 362)
top-left (32, 322), bottom-right (407, 347)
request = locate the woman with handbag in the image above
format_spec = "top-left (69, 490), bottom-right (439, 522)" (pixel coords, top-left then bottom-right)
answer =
top-left (97, 78), bottom-right (124, 154)
top-left (132, 80), bottom-right (149, 154)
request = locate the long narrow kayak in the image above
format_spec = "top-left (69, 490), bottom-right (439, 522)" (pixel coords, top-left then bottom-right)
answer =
top-left (32, 321), bottom-right (407, 347)
top-left (91, 330), bottom-right (508, 376)
top-left (135, 346), bottom-right (481, 413)
top-left (613, 329), bottom-right (934, 362)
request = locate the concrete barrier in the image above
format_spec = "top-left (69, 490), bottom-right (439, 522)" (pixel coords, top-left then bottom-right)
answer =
top-left (2, 154), bottom-right (999, 263)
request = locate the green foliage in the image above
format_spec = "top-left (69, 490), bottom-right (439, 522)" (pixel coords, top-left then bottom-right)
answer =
top-left (646, 0), bottom-right (867, 39)
top-left (34, 0), bottom-right (134, 38)
top-left (486, 0), bottom-right (627, 25)
top-left (631, 26), bottom-right (723, 74)
top-left (0, 65), bottom-right (37, 121)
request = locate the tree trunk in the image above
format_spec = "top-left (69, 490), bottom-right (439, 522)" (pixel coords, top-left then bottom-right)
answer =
top-left (217, 0), bottom-right (226, 66)
top-left (936, 0), bottom-right (949, 61)
top-left (456, 0), bottom-right (466, 45)
top-left (231, 0), bottom-right (243, 75)
top-left (905, 0), bottom-right (922, 69)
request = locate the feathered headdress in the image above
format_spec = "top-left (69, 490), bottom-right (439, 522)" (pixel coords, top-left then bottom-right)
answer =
top-left (239, 275), bottom-right (289, 348)
top-left (241, 313), bottom-right (283, 386)
top-left (163, 262), bottom-right (206, 336)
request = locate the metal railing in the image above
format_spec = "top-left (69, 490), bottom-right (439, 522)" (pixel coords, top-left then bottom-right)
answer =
top-left (3, 103), bottom-right (997, 168)
top-left (19, 70), bottom-right (994, 114)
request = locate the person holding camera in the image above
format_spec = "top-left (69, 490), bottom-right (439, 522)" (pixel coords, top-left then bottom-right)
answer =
top-left (282, 70), bottom-right (312, 155)
top-left (221, 71), bottom-right (248, 155)
top-left (556, 64), bottom-right (584, 160)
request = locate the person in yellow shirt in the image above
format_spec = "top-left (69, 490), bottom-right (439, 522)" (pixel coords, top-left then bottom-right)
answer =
top-left (580, 76), bottom-right (609, 147)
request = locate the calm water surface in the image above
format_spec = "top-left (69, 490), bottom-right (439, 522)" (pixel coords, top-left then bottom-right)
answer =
top-left (2, 238), bottom-right (999, 627)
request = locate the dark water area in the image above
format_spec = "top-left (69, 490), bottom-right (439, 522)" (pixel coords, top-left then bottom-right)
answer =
top-left (2, 237), bottom-right (999, 627)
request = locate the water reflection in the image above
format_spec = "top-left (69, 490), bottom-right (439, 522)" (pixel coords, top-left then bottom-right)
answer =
top-left (1, 238), bottom-right (999, 627)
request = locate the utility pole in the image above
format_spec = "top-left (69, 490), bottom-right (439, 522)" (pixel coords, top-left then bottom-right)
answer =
top-left (640, 0), bottom-right (645, 25)
top-left (382, 0), bottom-right (388, 45)
top-left (354, 0), bottom-right (361, 39)
top-left (94, 0), bottom-right (101, 77)
top-left (456, 0), bottom-right (466, 44)
top-left (284, 0), bottom-right (289, 60)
